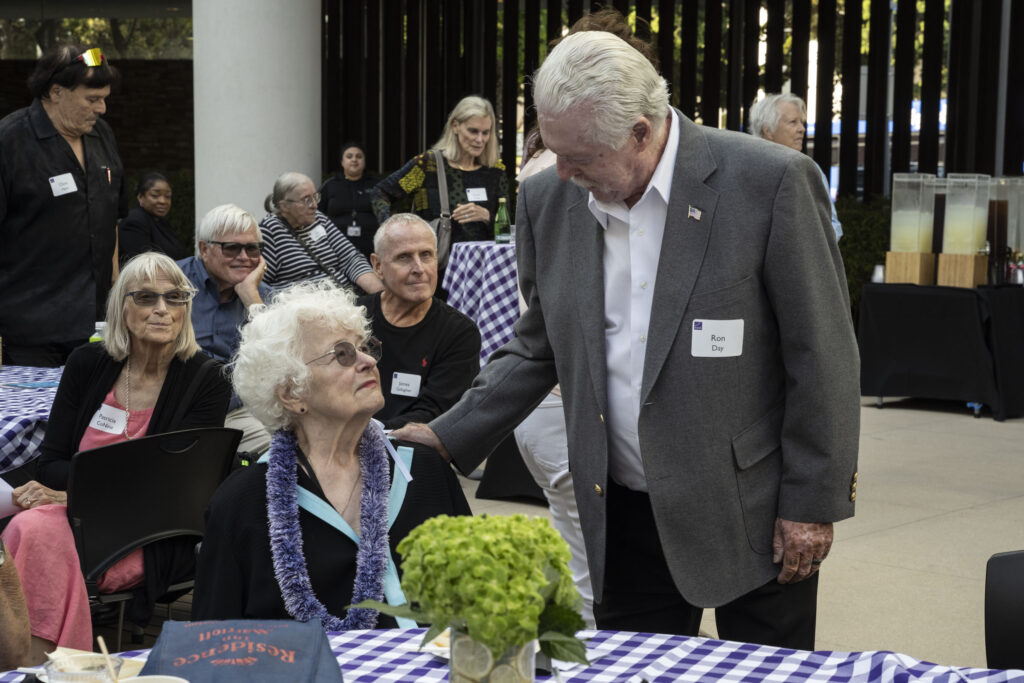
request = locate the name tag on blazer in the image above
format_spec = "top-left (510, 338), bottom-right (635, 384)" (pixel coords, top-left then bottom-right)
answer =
top-left (691, 319), bottom-right (744, 357)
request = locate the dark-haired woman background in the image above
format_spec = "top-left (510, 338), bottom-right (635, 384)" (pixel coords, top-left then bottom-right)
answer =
top-left (118, 172), bottom-right (189, 264)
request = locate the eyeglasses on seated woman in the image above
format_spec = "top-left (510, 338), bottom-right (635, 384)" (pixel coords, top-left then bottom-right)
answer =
top-left (0, 252), bottom-right (231, 664)
top-left (192, 280), bottom-right (470, 630)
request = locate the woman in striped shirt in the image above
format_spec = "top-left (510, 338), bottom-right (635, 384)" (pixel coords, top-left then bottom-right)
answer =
top-left (260, 172), bottom-right (384, 294)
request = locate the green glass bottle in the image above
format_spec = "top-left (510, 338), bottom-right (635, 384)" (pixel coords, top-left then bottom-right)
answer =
top-left (493, 198), bottom-right (512, 244)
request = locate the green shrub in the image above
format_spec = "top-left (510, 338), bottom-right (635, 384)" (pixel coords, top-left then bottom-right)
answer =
top-left (837, 195), bottom-right (890, 327)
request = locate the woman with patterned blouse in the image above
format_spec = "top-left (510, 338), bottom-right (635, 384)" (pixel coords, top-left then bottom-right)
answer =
top-left (260, 172), bottom-right (384, 294)
top-left (370, 96), bottom-right (511, 244)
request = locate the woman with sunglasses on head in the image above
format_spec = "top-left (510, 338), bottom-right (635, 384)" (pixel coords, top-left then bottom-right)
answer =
top-left (118, 172), bottom-right (189, 264)
top-left (260, 171), bottom-right (383, 294)
top-left (1, 252), bottom-right (231, 663)
top-left (193, 281), bottom-right (469, 628)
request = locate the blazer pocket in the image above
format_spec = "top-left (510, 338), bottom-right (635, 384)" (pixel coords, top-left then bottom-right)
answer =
top-left (731, 403), bottom-right (784, 554)
top-left (686, 275), bottom-right (755, 315)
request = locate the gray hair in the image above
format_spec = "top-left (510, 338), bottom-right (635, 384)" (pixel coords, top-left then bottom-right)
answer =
top-left (263, 171), bottom-right (313, 215)
top-left (372, 213), bottom-right (436, 255)
top-left (231, 280), bottom-right (372, 431)
top-left (748, 93), bottom-right (806, 139)
top-left (103, 252), bottom-right (200, 362)
top-left (433, 96), bottom-right (500, 167)
top-left (194, 203), bottom-right (261, 253)
top-left (533, 31), bottom-right (669, 150)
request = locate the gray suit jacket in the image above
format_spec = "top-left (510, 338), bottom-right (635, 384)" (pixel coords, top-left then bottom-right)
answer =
top-left (432, 111), bottom-right (860, 607)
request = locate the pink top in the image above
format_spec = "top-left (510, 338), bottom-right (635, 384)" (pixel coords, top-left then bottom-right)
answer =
top-left (79, 387), bottom-right (154, 451)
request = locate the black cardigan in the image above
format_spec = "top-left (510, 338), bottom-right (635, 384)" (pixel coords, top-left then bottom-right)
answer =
top-left (36, 343), bottom-right (232, 489)
top-left (192, 442), bottom-right (471, 625)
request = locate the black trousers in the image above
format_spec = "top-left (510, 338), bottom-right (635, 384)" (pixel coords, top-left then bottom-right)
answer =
top-left (1, 339), bottom-right (88, 368)
top-left (593, 480), bottom-right (818, 650)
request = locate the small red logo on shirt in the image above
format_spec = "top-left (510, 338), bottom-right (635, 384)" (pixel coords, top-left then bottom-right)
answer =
top-left (421, 358), bottom-right (428, 368)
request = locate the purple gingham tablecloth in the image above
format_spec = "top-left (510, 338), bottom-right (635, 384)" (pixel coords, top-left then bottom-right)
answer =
top-left (0, 365), bottom-right (62, 474)
top-left (442, 241), bottom-right (519, 367)
top-left (1, 630), bottom-right (1020, 682)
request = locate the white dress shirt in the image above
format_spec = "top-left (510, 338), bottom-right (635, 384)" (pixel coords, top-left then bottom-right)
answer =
top-left (587, 109), bottom-right (680, 492)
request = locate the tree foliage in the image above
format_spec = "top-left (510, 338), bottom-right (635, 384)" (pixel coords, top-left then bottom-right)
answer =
top-left (0, 17), bottom-right (192, 60)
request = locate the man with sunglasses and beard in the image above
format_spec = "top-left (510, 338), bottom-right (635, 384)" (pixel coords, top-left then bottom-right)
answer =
top-left (178, 203), bottom-right (272, 453)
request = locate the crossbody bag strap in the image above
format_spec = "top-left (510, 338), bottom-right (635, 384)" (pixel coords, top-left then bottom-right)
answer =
top-left (433, 149), bottom-right (450, 217)
top-left (290, 219), bottom-right (349, 290)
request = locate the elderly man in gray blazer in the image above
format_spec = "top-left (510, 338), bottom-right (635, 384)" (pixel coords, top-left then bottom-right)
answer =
top-left (393, 31), bottom-right (859, 649)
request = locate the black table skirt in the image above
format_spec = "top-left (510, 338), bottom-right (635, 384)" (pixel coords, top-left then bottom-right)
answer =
top-left (858, 283), bottom-right (1024, 421)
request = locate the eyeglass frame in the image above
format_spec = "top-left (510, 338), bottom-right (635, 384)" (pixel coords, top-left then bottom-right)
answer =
top-left (209, 240), bottom-right (265, 259)
top-left (123, 289), bottom-right (196, 307)
top-left (280, 192), bottom-right (321, 209)
top-left (305, 337), bottom-right (383, 366)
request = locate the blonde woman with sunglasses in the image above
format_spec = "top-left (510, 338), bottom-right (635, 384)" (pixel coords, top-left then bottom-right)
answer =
top-left (1, 252), bottom-right (231, 663)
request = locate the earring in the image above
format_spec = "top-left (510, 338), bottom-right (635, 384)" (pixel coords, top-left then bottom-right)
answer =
top-left (298, 407), bottom-right (307, 414)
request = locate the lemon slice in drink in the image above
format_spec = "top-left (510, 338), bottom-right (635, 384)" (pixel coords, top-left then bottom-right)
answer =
top-left (514, 641), bottom-right (535, 678)
top-left (489, 663), bottom-right (524, 683)
top-left (451, 634), bottom-right (494, 680)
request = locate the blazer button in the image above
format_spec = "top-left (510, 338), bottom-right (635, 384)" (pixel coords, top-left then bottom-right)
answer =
top-left (594, 484), bottom-right (604, 496)
top-left (850, 491), bottom-right (857, 502)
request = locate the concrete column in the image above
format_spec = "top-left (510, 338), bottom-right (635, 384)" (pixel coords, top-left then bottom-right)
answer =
top-left (193, 0), bottom-right (321, 230)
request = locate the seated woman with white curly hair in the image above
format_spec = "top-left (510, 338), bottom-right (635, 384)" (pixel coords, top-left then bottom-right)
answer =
top-left (193, 281), bottom-right (470, 629)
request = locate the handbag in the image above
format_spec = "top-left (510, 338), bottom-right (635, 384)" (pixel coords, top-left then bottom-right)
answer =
top-left (428, 149), bottom-right (453, 269)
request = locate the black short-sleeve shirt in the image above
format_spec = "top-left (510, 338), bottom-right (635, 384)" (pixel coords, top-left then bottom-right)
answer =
top-left (0, 98), bottom-right (124, 345)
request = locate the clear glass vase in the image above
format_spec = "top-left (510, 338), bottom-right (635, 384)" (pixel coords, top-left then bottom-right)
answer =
top-left (449, 629), bottom-right (535, 682)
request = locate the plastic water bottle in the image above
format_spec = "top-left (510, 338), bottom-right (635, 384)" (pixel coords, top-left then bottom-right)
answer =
top-left (89, 322), bottom-right (106, 343)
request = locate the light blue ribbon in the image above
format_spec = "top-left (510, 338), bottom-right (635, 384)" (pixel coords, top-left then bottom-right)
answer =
top-left (262, 442), bottom-right (417, 628)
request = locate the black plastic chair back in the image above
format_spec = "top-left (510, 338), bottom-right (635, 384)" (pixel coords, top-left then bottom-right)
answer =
top-left (66, 427), bottom-right (241, 592)
top-left (985, 549), bottom-right (1024, 670)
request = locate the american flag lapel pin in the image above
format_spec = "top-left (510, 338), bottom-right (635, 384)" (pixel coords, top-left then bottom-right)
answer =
top-left (687, 205), bottom-right (702, 221)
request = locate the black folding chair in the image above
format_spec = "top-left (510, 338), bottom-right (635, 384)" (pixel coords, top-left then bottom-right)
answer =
top-left (66, 427), bottom-right (241, 650)
top-left (984, 549), bottom-right (1024, 670)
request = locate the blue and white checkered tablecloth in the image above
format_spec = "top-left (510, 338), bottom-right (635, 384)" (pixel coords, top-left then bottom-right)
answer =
top-left (443, 241), bottom-right (520, 367)
top-left (0, 365), bottom-right (63, 475)
top-left (2, 629), bottom-right (1020, 682)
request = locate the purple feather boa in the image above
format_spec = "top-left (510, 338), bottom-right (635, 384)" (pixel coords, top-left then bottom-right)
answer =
top-left (266, 424), bottom-right (391, 631)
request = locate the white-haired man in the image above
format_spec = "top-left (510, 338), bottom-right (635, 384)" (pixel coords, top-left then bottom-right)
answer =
top-left (357, 214), bottom-right (480, 429)
top-left (178, 203), bottom-right (272, 453)
top-left (749, 92), bottom-right (842, 241)
top-left (394, 31), bottom-right (860, 649)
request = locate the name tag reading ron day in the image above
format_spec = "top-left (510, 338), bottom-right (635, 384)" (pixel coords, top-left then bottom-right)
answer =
top-left (88, 403), bottom-right (128, 434)
top-left (691, 319), bottom-right (744, 357)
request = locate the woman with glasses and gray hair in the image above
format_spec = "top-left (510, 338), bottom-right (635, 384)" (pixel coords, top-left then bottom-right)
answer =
top-left (260, 171), bottom-right (384, 294)
top-left (193, 280), bottom-right (469, 629)
top-left (1, 252), bottom-right (230, 662)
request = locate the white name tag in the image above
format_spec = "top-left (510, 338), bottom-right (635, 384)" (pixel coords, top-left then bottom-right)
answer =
top-left (49, 172), bottom-right (78, 197)
top-left (691, 319), bottom-right (744, 357)
top-left (347, 225), bottom-right (362, 237)
top-left (466, 187), bottom-right (488, 202)
top-left (391, 372), bottom-right (422, 397)
top-left (308, 224), bottom-right (327, 242)
top-left (89, 403), bottom-right (128, 434)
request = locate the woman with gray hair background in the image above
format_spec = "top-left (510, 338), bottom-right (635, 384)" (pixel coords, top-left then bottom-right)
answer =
top-left (260, 171), bottom-right (384, 293)
top-left (1, 252), bottom-right (230, 661)
top-left (193, 280), bottom-right (469, 628)
top-left (749, 93), bottom-right (842, 241)
top-left (371, 95), bottom-right (510, 245)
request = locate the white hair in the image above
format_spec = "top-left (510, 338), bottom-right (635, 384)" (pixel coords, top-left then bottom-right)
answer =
top-left (103, 252), bottom-right (200, 362)
top-left (231, 280), bottom-right (371, 431)
top-left (264, 171), bottom-right (313, 215)
top-left (748, 93), bottom-right (807, 139)
top-left (372, 213), bottom-right (436, 255)
top-left (194, 203), bottom-right (261, 252)
top-left (533, 31), bottom-right (669, 150)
